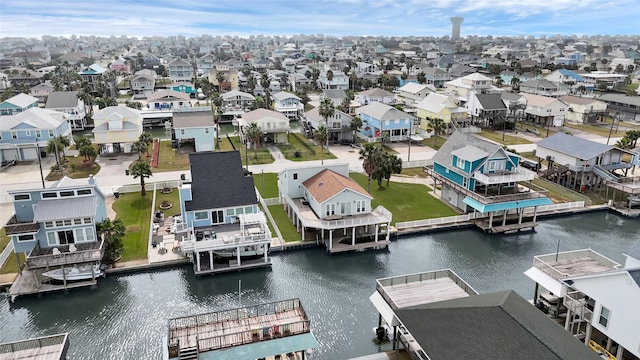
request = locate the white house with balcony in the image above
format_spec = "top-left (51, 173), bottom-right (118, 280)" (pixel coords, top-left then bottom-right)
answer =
top-left (272, 91), bottom-right (304, 120)
top-left (519, 93), bottom-right (568, 128)
top-left (358, 88), bottom-right (395, 106)
top-left (278, 164), bottom-right (393, 253)
top-left (306, 107), bottom-right (352, 143)
top-left (45, 91), bottom-right (87, 130)
top-left (444, 73), bottom-right (495, 101)
top-left (221, 90), bottom-right (255, 110)
top-left (91, 106), bottom-right (142, 154)
top-left (317, 70), bottom-right (349, 90)
top-left (239, 108), bottom-right (290, 144)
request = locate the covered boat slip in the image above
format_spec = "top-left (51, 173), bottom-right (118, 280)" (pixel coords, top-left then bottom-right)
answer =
top-left (8, 266), bottom-right (98, 300)
top-left (0, 333), bottom-right (69, 360)
top-left (166, 299), bottom-right (318, 360)
top-left (464, 196), bottom-right (553, 234)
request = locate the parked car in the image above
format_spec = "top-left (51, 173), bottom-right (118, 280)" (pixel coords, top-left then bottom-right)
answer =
top-left (526, 128), bottom-right (540, 135)
top-left (521, 159), bottom-right (540, 171)
top-left (350, 142), bottom-right (363, 149)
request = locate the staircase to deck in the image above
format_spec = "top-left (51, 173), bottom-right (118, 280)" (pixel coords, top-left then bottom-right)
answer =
top-left (179, 346), bottom-right (198, 360)
top-left (593, 165), bottom-right (619, 182)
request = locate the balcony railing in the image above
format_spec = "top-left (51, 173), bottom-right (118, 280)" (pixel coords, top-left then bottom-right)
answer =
top-left (26, 240), bottom-right (104, 269)
top-left (473, 167), bottom-right (535, 185)
top-left (181, 231), bottom-right (271, 254)
top-left (532, 249), bottom-right (621, 280)
top-left (563, 291), bottom-right (593, 323)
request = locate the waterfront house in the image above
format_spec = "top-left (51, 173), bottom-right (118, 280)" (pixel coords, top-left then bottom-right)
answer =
top-left (416, 93), bottom-right (467, 130)
top-left (167, 58), bottom-right (193, 83)
top-left (272, 91), bottom-right (304, 120)
top-left (356, 102), bottom-right (413, 142)
top-left (519, 93), bottom-right (568, 128)
top-left (178, 151), bottom-right (271, 274)
top-left (558, 96), bottom-right (607, 124)
top-left (317, 69), bottom-right (349, 90)
top-left (146, 90), bottom-right (191, 110)
top-left (45, 91), bottom-right (87, 130)
top-left (444, 72), bottom-right (494, 101)
top-left (78, 64), bottom-right (109, 93)
top-left (545, 69), bottom-right (585, 92)
top-left (524, 249), bottom-right (639, 359)
top-left (278, 164), bottom-right (393, 253)
top-left (535, 132), bottom-right (632, 191)
top-left (420, 67), bottom-right (451, 88)
top-left (0, 333), bottom-right (69, 359)
top-left (92, 106), bottom-right (142, 154)
top-left (306, 107), bottom-right (352, 143)
top-left (426, 131), bottom-right (552, 233)
top-left (220, 90), bottom-right (255, 110)
top-left (172, 111), bottom-right (216, 152)
top-left (465, 93), bottom-right (509, 124)
top-left (6, 176), bottom-right (107, 298)
top-left (370, 269), bottom-right (601, 360)
top-left (29, 82), bottom-right (54, 102)
top-left (321, 89), bottom-right (346, 107)
top-left (358, 88), bottom-right (395, 106)
top-left (130, 72), bottom-right (155, 98)
top-left (238, 108), bottom-right (290, 144)
top-left (0, 93), bottom-right (39, 116)
top-left (0, 107), bottom-right (70, 162)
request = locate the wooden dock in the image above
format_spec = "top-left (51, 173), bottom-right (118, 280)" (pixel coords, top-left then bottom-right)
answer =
top-left (475, 220), bottom-right (538, 234)
top-left (0, 333), bottom-right (69, 360)
top-left (194, 257), bottom-right (272, 275)
top-left (327, 240), bottom-right (391, 254)
top-left (8, 268), bottom-right (97, 301)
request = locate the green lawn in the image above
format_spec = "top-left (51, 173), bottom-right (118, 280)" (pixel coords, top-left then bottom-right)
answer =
top-left (531, 178), bottom-right (591, 204)
top-left (224, 136), bottom-right (275, 165)
top-left (350, 173), bottom-right (459, 222)
top-left (253, 172), bottom-right (279, 198)
top-left (400, 168), bottom-right (428, 177)
top-left (46, 145), bottom-right (101, 181)
top-left (614, 83), bottom-right (639, 93)
top-left (1, 252), bottom-right (24, 274)
top-left (154, 140), bottom-right (190, 172)
top-left (112, 192), bottom-right (152, 261)
top-left (268, 205), bottom-right (302, 242)
top-left (563, 120), bottom-right (634, 139)
top-left (420, 136), bottom-right (447, 150)
top-left (154, 189), bottom-right (181, 217)
top-left (0, 227), bottom-right (9, 253)
top-left (477, 130), bottom-right (532, 146)
top-left (279, 133), bottom-right (336, 162)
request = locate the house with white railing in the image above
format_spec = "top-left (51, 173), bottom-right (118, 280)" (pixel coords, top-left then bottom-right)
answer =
top-left (426, 131), bottom-right (552, 233)
top-left (278, 164), bottom-right (392, 253)
top-left (238, 108), bottom-right (290, 144)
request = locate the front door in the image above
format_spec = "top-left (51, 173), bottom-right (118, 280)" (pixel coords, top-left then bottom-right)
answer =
top-left (211, 210), bottom-right (224, 224)
top-left (57, 230), bottom-right (75, 244)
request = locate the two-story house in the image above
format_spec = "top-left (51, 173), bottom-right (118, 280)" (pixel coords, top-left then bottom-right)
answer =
top-left (520, 93), bottom-right (568, 129)
top-left (321, 89), bottom-right (347, 107)
top-left (421, 67), bottom-right (451, 88)
top-left (29, 82), bottom-right (54, 103)
top-left (416, 93), bottom-right (467, 129)
top-left (558, 96), bottom-right (607, 124)
top-left (110, 58), bottom-right (130, 74)
top-left (520, 79), bottom-right (570, 97)
top-left (545, 69), bottom-right (585, 93)
top-left (0, 93), bottom-right (39, 116)
top-left (396, 83), bottom-right (434, 106)
top-left (358, 88), bottom-right (395, 106)
top-left (167, 58), bottom-right (194, 83)
top-left (5, 176), bottom-right (107, 297)
top-left (78, 64), bottom-right (109, 93)
top-left (91, 106), bottom-right (142, 154)
top-left (357, 102), bottom-right (414, 142)
top-left (130, 72), bottom-right (156, 98)
top-left (177, 151), bottom-right (272, 275)
top-left (306, 107), bottom-right (352, 143)
top-left (598, 93), bottom-right (640, 123)
top-left (278, 164), bottom-right (392, 253)
top-left (239, 109), bottom-right (290, 144)
top-left (317, 70), bottom-right (349, 90)
top-left (272, 92), bottom-right (304, 120)
top-left (465, 93), bottom-right (508, 124)
top-left (45, 91), bottom-right (87, 131)
top-left (426, 131), bottom-right (552, 233)
top-left (220, 90), bottom-right (255, 110)
top-left (0, 108), bottom-right (70, 162)
top-left (146, 90), bottom-right (191, 110)
top-left (444, 73), bottom-right (495, 101)
top-left (173, 111), bottom-right (216, 152)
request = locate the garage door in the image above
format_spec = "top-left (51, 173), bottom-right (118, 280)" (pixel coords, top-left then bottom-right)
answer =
top-left (22, 147), bottom-right (38, 160)
top-left (197, 142), bottom-right (213, 152)
top-left (2, 148), bottom-right (18, 162)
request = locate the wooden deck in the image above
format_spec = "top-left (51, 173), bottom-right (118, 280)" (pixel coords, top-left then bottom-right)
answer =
top-left (541, 257), bottom-right (614, 278)
top-left (328, 240), bottom-right (391, 253)
top-left (382, 277), bottom-right (471, 309)
top-left (8, 268), bottom-right (97, 300)
top-left (475, 219), bottom-right (537, 234)
top-left (0, 333), bottom-right (68, 360)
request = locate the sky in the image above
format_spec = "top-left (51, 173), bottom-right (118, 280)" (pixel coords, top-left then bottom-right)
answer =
top-left (1, 0), bottom-right (639, 39)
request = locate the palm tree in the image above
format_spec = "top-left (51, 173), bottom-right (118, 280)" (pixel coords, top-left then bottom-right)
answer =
top-left (96, 218), bottom-right (126, 264)
top-left (139, 133), bottom-right (153, 157)
top-left (216, 73), bottom-right (225, 93)
top-left (131, 141), bottom-right (147, 161)
top-left (318, 98), bottom-right (335, 150)
top-left (46, 137), bottom-right (64, 173)
top-left (510, 77), bottom-right (520, 92)
top-left (79, 144), bottom-right (97, 163)
top-left (245, 122), bottom-right (263, 160)
top-left (313, 125), bottom-right (329, 165)
top-left (425, 117), bottom-right (447, 148)
top-left (74, 135), bottom-right (91, 150)
top-left (260, 73), bottom-right (271, 107)
top-left (385, 154), bottom-right (403, 187)
top-left (350, 116), bottom-right (363, 142)
top-left (359, 142), bottom-right (381, 193)
top-left (326, 69), bottom-right (334, 89)
top-left (130, 161), bottom-right (152, 196)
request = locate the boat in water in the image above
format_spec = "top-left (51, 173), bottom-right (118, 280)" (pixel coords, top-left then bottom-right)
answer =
top-left (213, 245), bottom-right (266, 261)
top-left (42, 264), bottom-right (105, 282)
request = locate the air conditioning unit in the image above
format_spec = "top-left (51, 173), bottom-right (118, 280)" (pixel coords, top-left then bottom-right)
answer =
top-left (546, 155), bottom-right (554, 162)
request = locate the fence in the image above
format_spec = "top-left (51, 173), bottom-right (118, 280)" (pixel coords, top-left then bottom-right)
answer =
top-left (0, 241), bottom-right (14, 270)
top-left (262, 197), bottom-right (281, 206)
top-left (403, 159), bottom-right (433, 168)
top-left (257, 191), bottom-right (284, 243)
top-left (100, 180), bottom-right (184, 196)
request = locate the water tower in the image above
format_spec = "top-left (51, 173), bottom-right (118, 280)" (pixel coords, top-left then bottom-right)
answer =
top-left (450, 17), bottom-right (464, 41)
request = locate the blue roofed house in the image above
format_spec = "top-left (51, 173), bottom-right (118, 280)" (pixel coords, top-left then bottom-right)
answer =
top-left (357, 102), bottom-right (414, 143)
top-left (0, 108), bottom-right (70, 162)
top-left (5, 176), bottom-right (107, 292)
top-left (172, 111), bottom-right (216, 152)
top-left (0, 93), bottom-right (39, 116)
top-left (545, 69), bottom-right (586, 93)
top-left (78, 64), bottom-right (109, 93)
top-left (177, 151), bottom-right (272, 275)
top-left (425, 131), bottom-right (552, 232)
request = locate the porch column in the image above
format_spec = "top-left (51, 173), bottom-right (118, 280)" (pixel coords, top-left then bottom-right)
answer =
top-left (209, 250), bottom-right (214, 270)
top-left (195, 252), bottom-right (201, 272)
top-left (321, 229), bottom-right (324, 242)
top-left (564, 308), bottom-right (572, 330)
top-left (518, 208), bottom-right (524, 224)
top-left (329, 230), bottom-right (333, 250)
top-left (386, 222), bottom-right (390, 241)
top-left (344, 228), bottom-right (347, 236)
top-left (236, 247), bottom-right (241, 266)
top-left (502, 210), bottom-right (508, 226)
top-left (352, 227), bottom-right (356, 246)
top-left (607, 338), bottom-right (613, 352)
top-left (489, 212), bottom-right (494, 227)
top-left (264, 245), bottom-right (268, 262)
top-left (375, 225), bottom-right (379, 243)
top-left (616, 345), bottom-right (624, 360)
top-left (584, 322), bottom-right (592, 345)
top-left (301, 226), bottom-right (305, 241)
top-left (296, 216), bottom-right (299, 232)
top-left (15, 252), bottom-right (22, 274)
top-left (533, 206), bottom-right (538, 223)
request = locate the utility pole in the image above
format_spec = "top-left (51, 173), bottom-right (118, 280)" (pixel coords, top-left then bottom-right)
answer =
top-left (607, 111), bottom-right (618, 145)
top-left (36, 144), bottom-right (45, 189)
top-left (407, 120), bottom-right (412, 162)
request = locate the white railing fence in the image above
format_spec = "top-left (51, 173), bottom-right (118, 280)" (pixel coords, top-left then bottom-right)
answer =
top-left (100, 179), bottom-right (184, 196)
top-left (257, 191), bottom-right (284, 243)
top-left (0, 241), bottom-right (15, 269)
top-left (403, 159), bottom-right (433, 168)
top-left (262, 197), bottom-right (281, 206)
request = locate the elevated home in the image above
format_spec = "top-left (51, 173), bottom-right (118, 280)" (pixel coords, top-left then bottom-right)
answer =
top-left (519, 93), bottom-right (568, 128)
top-left (358, 88), bottom-right (395, 106)
top-left (208, 67), bottom-right (239, 92)
top-left (357, 102), bottom-right (413, 142)
top-left (371, 270), bottom-right (601, 360)
top-left (178, 151), bottom-right (271, 274)
top-left (0, 108), bottom-right (70, 162)
top-left (30, 82), bottom-right (54, 102)
top-left (582, 72), bottom-right (627, 91)
top-left (598, 93), bottom-right (640, 123)
top-left (416, 93), bottom-right (467, 130)
top-left (426, 131), bottom-right (552, 233)
top-left (92, 106), bottom-right (142, 154)
top-left (444, 72), bottom-right (495, 102)
top-left (239, 108), bottom-right (290, 144)
top-left (524, 249), bottom-right (639, 359)
top-left (146, 90), bottom-right (191, 110)
top-left (306, 107), bottom-right (352, 143)
top-left (0, 93), bottom-right (39, 116)
top-left (421, 67), bottom-right (451, 88)
top-left (220, 90), bottom-right (255, 110)
top-left (321, 89), bottom-right (346, 107)
top-left (272, 91), bottom-right (303, 120)
top-left (78, 64), bottom-right (109, 93)
top-left (520, 79), bottom-right (570, 97)
top-left (129, 72), bottom-right (155, 98)
top-left (317, 69), bottom-right (349, 90)
top-left (6, 176), bottom-right (107, 299)
top-left (278, 164), bottom-right (393, 253)
top-left (396, 82), bottom-right (434, 105)
top-left (172, 112), bottom-right (216, 152)
top-left (535, 132), bottom-right (632, 191)
top-left (558, 96), bottom-right (607, 124)
top-left (545, 69), bottom-right (585, 92)
top-left (167, 58), bottom-right (193, 83)
top-left (45, 91), bottom-right (87, 130)
top-left (465, 93), bottom-right (508, 125)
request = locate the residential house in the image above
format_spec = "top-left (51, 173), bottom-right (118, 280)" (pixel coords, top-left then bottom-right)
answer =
top-left (444, 73), bottom-right (495, 101)
top-left (130, 72), bottom-right (156, 98)
top-left (421, 67), bottom-right (451, 88)
top-left (9, 69), bottom-right (44, 87)
top-left (29, 82), bottom-right (54, 102)
top-left (91, 106), bottom-right (142, 154)
top-left (168, 82), bottom-right (197, 96)
top-left (317, 70), bottom-right (349, 90)
top-left (177, 151), bottom-right (271, 275)
top-left (519, 93), bottom-right (568, 128)
top-left (416, 93), bottom-right (467, 129)
top-left (448, 65), bottom-right (477, 79)
top-left (278, 164), bottom-right (392, 253)
top-left (558, 96), bottom-right (607, 124)
top-left (272, 91), bottom-right (304, 120)
top-left (356, 62), bottom-right (377, 73)
top-left (306, 107), bottom-right (352, 143)
top-left (582, 71), bottom-right (627, 90)
top-left (598, 93), bottom-right (640, 123)
top-left (167, 58), bottom-right (194, 83)
top-left (426, 131), bottom-right (551, 231)
top-left (196, 53), bottom-right (217, 74)
top-left (110, 58), bottom-right (130, 74)
top-left (465, 93), bottom-right (508, 123)
top-left (239, 109), bottom-right (290, 144)
top-left (357, 102), bottom-right (413, 142)
top-left (221, 90), bottom-right (255, 110)
top-left (520, 79), bottom-right (569, 97)
top-left (143, 54), bottom-right (161, 69)
top-left (358, 88), bottom-right (395, 106)
top-left (535, 132), bottom-right (631, 191)
top-left (5, 176), bottom-right (107, 293)
top-left (499, 70), bottom-right (539, 85)
top-left (288, 73), bottom-right (313, 92)
top-left (322, 89), bottom-right (347, 107)
top-left (45, 91), bottom-right (87, 130)
top-left (208, 66), bottom-right (239, 92)
top-left (173, 111), bottom-right (216, 152)
top-left (545, 69), bottom-right (585, 92)
top-left (0, 93), bottom-right (39, 116)
top-left (146, 90), bottom-right (191, 110)
top-left (396, 82), bottom-right (434, 105)
top-left (0, 108), bottom-right (71, 162)
top-left (78, 64), bottom-right (109, 93)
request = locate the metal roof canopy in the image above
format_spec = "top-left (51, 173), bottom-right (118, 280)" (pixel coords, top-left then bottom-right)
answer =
top-left (33, 197), bottom-right (97, 221)
top-left (463, 196), bottom-right (553, 213)
top-left (197, 332), bottom-right (319, 360)
top-left (238, 212), bottom-right (267, 226)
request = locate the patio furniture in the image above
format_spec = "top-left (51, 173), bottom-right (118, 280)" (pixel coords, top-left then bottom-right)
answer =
top-left (52, 248), bottom-right (62, 258)
top-left (69, 244), bottom-right (78, 252)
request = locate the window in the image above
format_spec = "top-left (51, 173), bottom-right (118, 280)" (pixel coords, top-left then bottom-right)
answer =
top-left (293, 173), bottom-right (298, 180)
top-left (77, 189), bottom-right (92, 195)
top-left (13, 194), bottom-right (31, 201)
top-left (75, 228), bottom-right (86, 242)
top-left (42, 192), bottom-right (57, 199)
top-left (180, 129), bottom-right (185, 135)
top-left (63, 219), bottom-right (72, 226)
top-left (25, 130), bottom-right (31, 136)
top-left (488, 161), bottom-right (496, 171)
top-left (73, 219), bottom-right (83, 225)
top-left (456, 157), bottom-right (465, 169)
top-left (226, 209), bottom-right (235, 216)
top-left (245, 206), bottom-right (252, 214)
top-left (55, 220), bottom-right (64, 227)
top-left (236, 207), bottom-right (244, 215)
top-left (36, 130), bottom-right (42, 138)
top-left (211, 210), bottom-right (224, 224)
top-left (599, 306), bottom-right (610, 328)
top-left (205, 128), bottom-right (209, 134)
top-left (195, 211), bottom-right (208, 220)
top-left (463, 177), bottom-right (469, 188)
top-left (17, 234), bottom-right (35, 242)
top-left (48, 130), bottom-right (54, 137)
top-left (83, 218), bottom-right (92, 224)
top-left (47, 232), bottom-right (57, 246)
top-left (60, 191), bottom-right (75, 197)
top-left (11, 131), bottom-right (17, 139)
top-left (356, 200), bottom-right (366, 213)
top-left (45, 221), bottom-right (54, 228)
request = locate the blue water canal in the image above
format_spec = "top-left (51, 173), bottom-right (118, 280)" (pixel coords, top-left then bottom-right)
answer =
top-left (1, 211), bottom-right (638, 359)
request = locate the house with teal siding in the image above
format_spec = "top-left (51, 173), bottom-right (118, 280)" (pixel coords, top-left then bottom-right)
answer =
top-left (0, 93), bottom-right (39, 116)
top-left (426, 131), bottom-right (552, 233)
top-left (168, 82), bottom-right (197, 95)
top-left (172, 111), bottom-right (216, 152)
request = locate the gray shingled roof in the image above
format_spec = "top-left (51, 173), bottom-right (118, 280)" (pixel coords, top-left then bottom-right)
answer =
top-left (451, 145), bottom-right (488, 162)
top-left (629, 269), bottom-right (640, 287)
top-left (432, 131), bottom-right (505, 174)
top-left (476, 94), bottom-right (507, 110)
top-left (536, 132), bottom-right (613, 160)
top-left (173, 112), bottom-right (215, 128)
top-left (599, 93), bottom-right (640, 107)
top-left (322, 89), bottom-right (346, 100)
top-left (185, 151), bottom-right (257, 211)
top-left (33, 197), bottom-right (97, 221)
top-left (395, 290), bottom-right (602, 360)
top-left (45, 91), bottom-right (79, 109)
